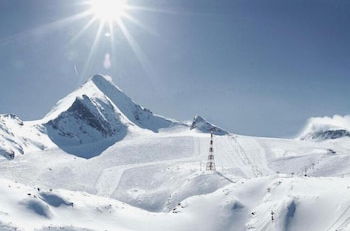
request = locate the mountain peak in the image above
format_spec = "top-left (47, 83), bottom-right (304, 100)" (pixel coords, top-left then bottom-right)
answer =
top-left (89, 74), bottom-right (115, 90)
top-left (45, 74), bottom-right (177, 132)
top-left (190, 115), bottom-right (228, 135)
top-left (40, 74), bottom-right (179, 158)
top-left (298, 115), bottom-right (350, 140)
top-left (90, 74), bottom-right (113, 82)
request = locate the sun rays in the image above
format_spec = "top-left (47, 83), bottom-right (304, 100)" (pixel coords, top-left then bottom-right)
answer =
top-left (40, 0), bottom-right (168, 82)
top-left (89, 0), bottom-right (128, 23)
top-left (76, 0), bottom-right (133, 79)
top-left (1, 0), bottom-right (174, 83)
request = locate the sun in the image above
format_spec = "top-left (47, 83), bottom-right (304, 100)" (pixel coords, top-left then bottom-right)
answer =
top-left (90, 0), bottom-right (128, 23)
top-left (54, 0), bottom-right (162, 81)
top-left (29, 0), bottom-right (163, 82)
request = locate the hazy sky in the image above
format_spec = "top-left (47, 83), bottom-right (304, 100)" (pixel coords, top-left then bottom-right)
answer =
top-left (0, 0), bottom-right (349, 137)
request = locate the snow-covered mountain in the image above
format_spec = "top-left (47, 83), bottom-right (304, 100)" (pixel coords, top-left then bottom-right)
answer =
top-left (190, 115), bottom-right (228, 135)
top-left (44, 75), bottom-right (179, 132)
top-left (1, 74), bottom-right (350, 231)
top-left (299, 115), bottom-right (350, 140)
top-left (42, 74), bottom-right (184, 158)
top-left (0, 75), bottom-right (185, 159)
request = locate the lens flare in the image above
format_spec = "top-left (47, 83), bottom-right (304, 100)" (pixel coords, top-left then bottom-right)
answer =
top-left (90, 0), bottom-right (127, 23)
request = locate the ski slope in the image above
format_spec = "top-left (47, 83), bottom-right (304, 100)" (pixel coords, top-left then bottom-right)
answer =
top-left (1, 75), bottom-right (350, 230)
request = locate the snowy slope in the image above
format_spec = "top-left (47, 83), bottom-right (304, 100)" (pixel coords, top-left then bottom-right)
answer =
top-left (1, 128), bottom-right (350, 213)
top-left (0, 114), bottom-right (51, 160)
top-left (1, 74), bottom-right (350, 230)
top-left (2, 176), bottom-right (350, 231)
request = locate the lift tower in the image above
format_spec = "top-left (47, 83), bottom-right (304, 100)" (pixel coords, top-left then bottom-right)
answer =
top-left (206, 131), bottom-right (216, 171)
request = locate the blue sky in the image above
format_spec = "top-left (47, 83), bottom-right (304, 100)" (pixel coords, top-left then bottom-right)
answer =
top-left (0, 0), bottom-right (349, 137)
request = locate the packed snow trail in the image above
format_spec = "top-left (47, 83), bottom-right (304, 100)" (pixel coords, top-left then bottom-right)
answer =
top-left (96, 156), bottom-right (198, 197)
top-left (96, 135), bottom-right (203, 197)
top-left (326, 203), bottom-right (350, 231)
top-left (216, 134), bottom-right (266, 177)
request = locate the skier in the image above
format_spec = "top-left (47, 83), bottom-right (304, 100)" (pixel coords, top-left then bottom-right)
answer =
top-left (271, 210), bottom-right (275, 222)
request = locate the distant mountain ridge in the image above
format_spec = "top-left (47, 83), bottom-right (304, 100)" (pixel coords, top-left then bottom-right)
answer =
top-left (190, 115), bottom-right (228, 135)
top-left (299, 115), bottom-right (350, 141)
top-left (1, 74), bottom-right (349, 160)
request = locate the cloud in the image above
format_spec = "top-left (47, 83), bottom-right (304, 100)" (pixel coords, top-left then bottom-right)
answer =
top-left (298, 114), bottom-right (350, 138)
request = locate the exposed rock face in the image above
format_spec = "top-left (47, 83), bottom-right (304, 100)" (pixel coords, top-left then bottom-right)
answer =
top-left (302, 129), bottom-right (350, 141)
top-left (298, 115), bottom-right (350, 141)
top-left (0, 75), bottom-right (185, 159)
top-left (89, 74), bottom-right (176, 132)
top-left (46, 94), bottom-right (126, 146)
top-left (0, 75), bottom-right (184, 160)
top-left (43, 75), bottom-right (181, 158)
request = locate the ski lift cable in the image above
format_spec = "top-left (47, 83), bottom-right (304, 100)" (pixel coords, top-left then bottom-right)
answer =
top-left (230, 135), bottom-right (263, 177)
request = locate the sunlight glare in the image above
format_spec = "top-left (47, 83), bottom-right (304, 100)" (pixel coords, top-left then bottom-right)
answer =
top-left (90, 0), bottom-right (127, 23)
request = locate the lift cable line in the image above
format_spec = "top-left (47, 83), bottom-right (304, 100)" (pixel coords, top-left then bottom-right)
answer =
top-left (203, 131), bottom-right (241, 183)
top-left (208, 132), bottom-right (235, 183)
top-left (229, 135), bottom-right (263, 177)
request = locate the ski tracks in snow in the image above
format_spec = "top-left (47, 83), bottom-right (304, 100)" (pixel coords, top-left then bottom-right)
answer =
top-left (326, 203), bottom-right (350, 231)
top-left (227, 135), bottom-right (265, 177)
top-left (95, 156), bottom-right (198, 197)
top-left (96, 136), bottom-right (202, 197)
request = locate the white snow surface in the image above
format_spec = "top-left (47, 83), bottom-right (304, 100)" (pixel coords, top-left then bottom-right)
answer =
top-left (1, 75), bottom-right (350, 230)
top-left (0, 114), bottom-right (51, 159)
